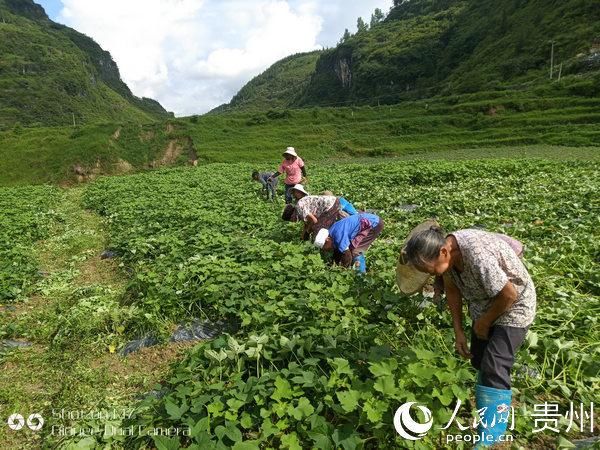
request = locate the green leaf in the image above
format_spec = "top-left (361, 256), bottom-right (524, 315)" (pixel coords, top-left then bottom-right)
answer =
top-left (527, 331), bottom-right (539, 348)
top-left (70, 437), bottom-right (97, 450)
top-left (215, 425), bottom-right (227, 441)
top-left (407, 363), bottom-right (433, 380)
top-left (291, 397), bottom-right (315, 419)
top-left (232, 442), bottom-right (261, 450)
top-left (332, 425), bottom-right (362, 450)
top-left (225, 421), bottom-right (243, 442)
top-left (240, 412), bottom-right (253, 429)
top-left (165, 397), bottom-right (186, 420)
top-left (153, 435), bottom-right (181, 450)
top-left (336, 389), bottom-right (360, 412)
top-left (307, 432), bottom-right (332, 450)
top-left (207, 400), bottom-right (224, 416)
top-left (280, 432), bottom-right (302, 450)
top-left (363, 398), bottom-right (388, 423)
top-left (434, 371), bottom-right (456, 384)
top-left (368, 359), bottom-right (398, 377)
top-left (272, 376), bottom-right (293, 401)
top-left (330, 358), bottom-right (354, 375)
top-left (413, 348), bottom-right (435, 360)
top-left (227, 398), bottom-right (245, 411)
top-left (374, 375), bottom-right (396, 395)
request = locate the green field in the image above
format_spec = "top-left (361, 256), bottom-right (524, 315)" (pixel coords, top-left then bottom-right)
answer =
top-left (1, 157), bottom-right (598, 449)
top-left (2, 0), bottom-right (599, 447)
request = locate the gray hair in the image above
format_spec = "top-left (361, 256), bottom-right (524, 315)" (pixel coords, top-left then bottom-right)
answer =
top-left (404, 226), bottom-right (447, 267)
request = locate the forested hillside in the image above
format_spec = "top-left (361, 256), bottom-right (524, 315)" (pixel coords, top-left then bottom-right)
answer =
top-left (0, 0), bottom-right (172, 129)
top-left (218, 0), bottom-right (600, 110)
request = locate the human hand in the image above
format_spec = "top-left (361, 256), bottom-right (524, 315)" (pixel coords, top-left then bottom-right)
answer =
top-left (455, 330), bottom-right (472, 359)
top-left (473, 318), bottom-right (491, 340)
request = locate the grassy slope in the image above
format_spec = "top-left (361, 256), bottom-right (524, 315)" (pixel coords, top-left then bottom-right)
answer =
top-left (188, 91), bottom-right (600, 164)
top-left (1, 87), bottom-right (599, 186)
top-left (0, 122), bottom-right (191, 186)
top-left (0, 0), bottom-right (170, 129)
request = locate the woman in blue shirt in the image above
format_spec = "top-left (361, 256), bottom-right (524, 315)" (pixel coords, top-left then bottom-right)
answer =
top-left (314, 213), bottom-right (384, 273)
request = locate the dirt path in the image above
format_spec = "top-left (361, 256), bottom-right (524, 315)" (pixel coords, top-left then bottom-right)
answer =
top-left (0, 188), bottom-right (192, 449)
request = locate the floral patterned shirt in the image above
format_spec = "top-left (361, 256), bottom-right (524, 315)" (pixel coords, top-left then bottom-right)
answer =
top-left (449, 229), bottom-right (536, 328)
top-left (295, 195), bottom-right (337, 221)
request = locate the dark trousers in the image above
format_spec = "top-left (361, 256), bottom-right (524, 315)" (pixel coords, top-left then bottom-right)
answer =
top-left (470, 325), bottom-right (527, 390)
top-left (284, 184), bottom-right (294, 204)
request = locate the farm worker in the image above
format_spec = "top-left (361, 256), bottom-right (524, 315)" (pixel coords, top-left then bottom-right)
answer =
top-left (268, 147), bottom-right (306, 204)
top-left (252, 170), bottom-right (278, 201)
top-left (282, 184), bottom-right (343, 240)
top-left (398, 222), bottom-right (536, 447)
top-left (313, 212), bottom-right (384, 274)
top-left (321, 190), bottom-right (358, 216)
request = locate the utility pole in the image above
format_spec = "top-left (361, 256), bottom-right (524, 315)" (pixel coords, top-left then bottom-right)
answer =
top-left (551, 42), bottom-right (555, 79)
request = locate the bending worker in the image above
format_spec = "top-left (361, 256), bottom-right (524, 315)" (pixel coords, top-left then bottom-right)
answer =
top-left (268, 147), bottom-right (306, 204)
top-left (399, 224), bottom-right (536, 447)
top-left (251, 170), bottom-right (278, 201)
top-left (282, 184), bottom-right (351, 240)
top-left (314, 212), bottom-right (383, 274)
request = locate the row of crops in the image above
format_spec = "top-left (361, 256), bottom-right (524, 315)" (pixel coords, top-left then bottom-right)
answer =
top-left (0, 185), bottom-right (58, 302)
top-left (75, 160), bottom-right (599, 448)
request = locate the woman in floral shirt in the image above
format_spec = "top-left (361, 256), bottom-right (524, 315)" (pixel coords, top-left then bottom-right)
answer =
top-left (402, 225), bottom-right (536, 446)
top-left (281, 184), bottom-right (342, 240)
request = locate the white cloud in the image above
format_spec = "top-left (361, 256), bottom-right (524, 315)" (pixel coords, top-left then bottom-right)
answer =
top-left (57, 0), bottom-right (391, 115)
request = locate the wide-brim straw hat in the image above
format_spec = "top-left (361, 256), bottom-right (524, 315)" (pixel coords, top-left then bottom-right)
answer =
top-left (291, 184), bottom-right (309, 196)
top-left (283, 147), bottom-right (298, 157)
top-left (396, 219), bottom-right (440, 294)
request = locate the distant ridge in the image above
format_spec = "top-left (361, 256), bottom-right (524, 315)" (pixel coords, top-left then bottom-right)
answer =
top-left (0, 0), bottom-right (173, 129)
top-left (217, 0), bottom-right (600, 111)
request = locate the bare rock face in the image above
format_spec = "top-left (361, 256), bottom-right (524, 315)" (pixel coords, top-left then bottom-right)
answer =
top-left (335, 58), bottom-right (352, 88)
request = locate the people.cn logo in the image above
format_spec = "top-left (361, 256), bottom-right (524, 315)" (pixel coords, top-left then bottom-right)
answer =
top-left (393, 402), bottom-right (434, 441)
top-left (7, 413), bottom-right (44, 431)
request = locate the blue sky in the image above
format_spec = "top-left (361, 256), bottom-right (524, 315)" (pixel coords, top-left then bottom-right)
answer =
top-left (34, 0), bottom-right (392, 115)
top-left (36, 0), bottom-right (61, 20)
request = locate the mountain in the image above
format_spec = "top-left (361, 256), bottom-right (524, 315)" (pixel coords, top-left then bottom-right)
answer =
top-left (0, 0), bottom-right (172, 129)
top-left (218, 0), bottom-right (600, 111)
top-left (212, 51), bottom-right (321, 113)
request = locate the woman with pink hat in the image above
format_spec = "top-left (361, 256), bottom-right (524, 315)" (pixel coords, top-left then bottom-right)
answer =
top-left (268, 147), bottom-right (307, 204)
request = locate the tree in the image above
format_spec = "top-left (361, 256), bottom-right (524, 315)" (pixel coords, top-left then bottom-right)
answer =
top-left (356, 17), bottom-right (368, 33)
top-left (339, 28), bottom-right (352, 44)
top-left (370, 8), bottom-right (385, 28)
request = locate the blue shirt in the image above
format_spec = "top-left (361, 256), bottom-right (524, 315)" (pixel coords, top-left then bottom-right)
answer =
top-left (329, 213), bottom-right (380, 252)
top-left (339, 197), bottom-right (358, 215)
